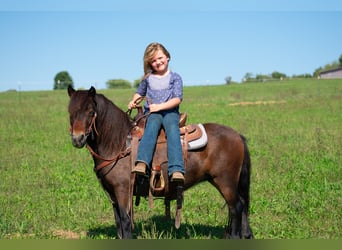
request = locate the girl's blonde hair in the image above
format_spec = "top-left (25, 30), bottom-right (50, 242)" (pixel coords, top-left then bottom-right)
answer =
top-left (143, 42), bottom-right (171, 78)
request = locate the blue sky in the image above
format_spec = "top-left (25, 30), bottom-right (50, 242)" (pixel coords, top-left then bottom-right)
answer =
top-left (1, 0), bottom-right (342, 91)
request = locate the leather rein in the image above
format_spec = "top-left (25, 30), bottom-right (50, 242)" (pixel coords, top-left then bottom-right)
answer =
top-left (85, 97), bottom-right (148, 172)
top-left (85, 111), bottom-right (132, 172)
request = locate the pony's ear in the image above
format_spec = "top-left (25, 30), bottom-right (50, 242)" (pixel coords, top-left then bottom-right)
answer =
top-left (89, 86), bottom-right (96, 97)
top-left (67, 85), bottom-right (75, 97)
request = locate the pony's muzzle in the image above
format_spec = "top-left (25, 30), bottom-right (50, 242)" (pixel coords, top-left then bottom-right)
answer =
top-left (71, 133), bottom-right (87, 148)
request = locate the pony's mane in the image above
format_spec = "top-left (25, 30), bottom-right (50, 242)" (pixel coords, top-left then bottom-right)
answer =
top-left (93, 93), bottom-right (132, 154)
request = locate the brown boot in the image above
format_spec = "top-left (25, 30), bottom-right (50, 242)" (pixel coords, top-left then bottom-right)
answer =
top-left (171, 172), bottom-right (185, 182)
top-left (132, 162), bottom-right (146, 175)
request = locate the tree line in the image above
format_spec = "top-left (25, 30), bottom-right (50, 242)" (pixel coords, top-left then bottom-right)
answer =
top-left (53, 71), bottom-right (141, 90)
top-left (238, 54), bottom-right (342, 83)
top-left (54, 54), bottom-right (342, 89)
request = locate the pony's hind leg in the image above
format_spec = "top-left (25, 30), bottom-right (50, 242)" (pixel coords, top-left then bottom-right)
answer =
top-left (224, 197), bottom-right (243, 239)
top-left (211, 175), bottom-right (243, 238)
top-left (241, 202), bottom-right (254, 239)
top-left (225, 192), bottom-right (253, 239)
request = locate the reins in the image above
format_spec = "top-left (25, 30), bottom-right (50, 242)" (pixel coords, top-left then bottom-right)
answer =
top-left (84, 111), bottom-right (125, 171)
top-left (85, 113), bottom-right (132, 172)
top-left (85, 95), bottom-right (153, 173)
top-left (86, 144), bottom-right (131, 172)
top-left (126, 96), bottom-right (152, 125)
top-left (83, 110), bottom-right (130, 172)
top-left (85, 96), bottom-right (149, 173)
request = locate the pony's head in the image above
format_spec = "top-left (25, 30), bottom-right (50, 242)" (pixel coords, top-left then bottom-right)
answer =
top-left (67, 86), bottom-right (97, 148)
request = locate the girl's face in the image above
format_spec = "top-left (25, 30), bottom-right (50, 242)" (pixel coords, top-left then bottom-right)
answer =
top-left (150, 50), bottom-right (169, 75)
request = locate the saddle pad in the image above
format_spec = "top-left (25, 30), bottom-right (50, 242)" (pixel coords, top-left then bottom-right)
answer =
top-left (187, 124), bottom-right (208, 150)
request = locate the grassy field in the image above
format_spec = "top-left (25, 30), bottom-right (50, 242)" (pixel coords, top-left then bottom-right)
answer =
top-left (0, 79), bottom-right (341, 239)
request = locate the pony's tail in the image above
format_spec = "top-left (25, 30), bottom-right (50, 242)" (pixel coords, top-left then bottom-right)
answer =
top-left (238, 134), bottom-right (251, 209)
top-left (238, 134), bottom-right (254, 238)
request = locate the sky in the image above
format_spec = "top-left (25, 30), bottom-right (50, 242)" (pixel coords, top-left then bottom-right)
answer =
top-left (1, 0), bottom-right (342, 91)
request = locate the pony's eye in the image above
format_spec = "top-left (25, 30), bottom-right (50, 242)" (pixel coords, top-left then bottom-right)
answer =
top-left (89, 111), bottom-right (95, 117)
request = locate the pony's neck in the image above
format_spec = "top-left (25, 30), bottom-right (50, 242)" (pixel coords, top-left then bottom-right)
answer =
top-left (92, 95), bottom-right (132, 156)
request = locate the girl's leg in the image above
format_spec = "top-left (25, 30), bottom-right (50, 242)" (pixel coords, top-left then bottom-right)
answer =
top-left (135, 113), bottom-right (163, 170)
top-left (163, 112), bottom-right (185, 177)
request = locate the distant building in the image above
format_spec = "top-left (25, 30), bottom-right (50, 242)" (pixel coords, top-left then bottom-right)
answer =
top-left (319, 67), bottom-right (342, 79)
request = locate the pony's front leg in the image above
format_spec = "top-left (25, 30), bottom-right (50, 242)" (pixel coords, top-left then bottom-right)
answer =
top-left (113, 203), bottom-right (133, 239)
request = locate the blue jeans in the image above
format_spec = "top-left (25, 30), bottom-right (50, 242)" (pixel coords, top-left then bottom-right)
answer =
top-left (136, 110), bottom-right (185, 176)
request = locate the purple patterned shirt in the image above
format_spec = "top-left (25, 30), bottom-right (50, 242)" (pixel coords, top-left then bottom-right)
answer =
top-left (136, 71), bottom-right (183, 112)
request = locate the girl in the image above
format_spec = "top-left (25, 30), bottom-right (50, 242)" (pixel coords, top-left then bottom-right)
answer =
top-left (128, 42), bottom-right (185, 182)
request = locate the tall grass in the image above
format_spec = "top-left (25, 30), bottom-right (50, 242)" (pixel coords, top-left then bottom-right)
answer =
top-left (0, 79), bottom-right (341, 239)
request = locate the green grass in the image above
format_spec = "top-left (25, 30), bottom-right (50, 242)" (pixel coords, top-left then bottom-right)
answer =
top-left (0, 79), bottom-right (341, 239)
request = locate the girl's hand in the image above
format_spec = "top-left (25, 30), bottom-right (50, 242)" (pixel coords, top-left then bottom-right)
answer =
top-left (128, 94), bottom-right (143, 110)
top-left (128, 100), bottom-right (137, 110)
top-left (149, 103), bottom-right (161, 113)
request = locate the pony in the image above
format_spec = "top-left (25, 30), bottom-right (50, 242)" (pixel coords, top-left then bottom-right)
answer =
top-left (67, 86), bottom-right (253, 239)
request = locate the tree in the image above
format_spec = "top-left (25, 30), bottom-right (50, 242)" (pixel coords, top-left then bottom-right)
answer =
top-left (292, 73), bottom-right (312, 78)
top-left (224, 76), bottom-right (232, 84)
top-left (243, 72), bottom-right (254, 82)
top-left (106, 79), bottom-right (132, 89)
top-left (313, 67), bottom-right (323, 78)
top-left (256, 74), bottom-right (271, 82)
top-left (54, 71), bottom-right (73, 90)
top-left (271, 71), bottom-right (287, 79)
top-left (339, 54), bottom-right (342, 66)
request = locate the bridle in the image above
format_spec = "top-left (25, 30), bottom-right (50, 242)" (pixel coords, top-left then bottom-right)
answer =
top-left (86, 112), bottom-right (98, 139)
top-left (69, 111), bottom-right (98, 140)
